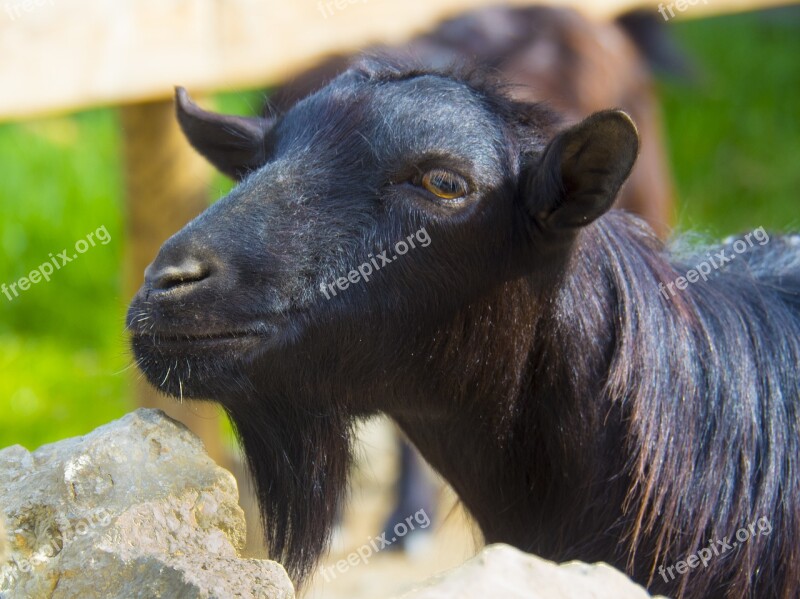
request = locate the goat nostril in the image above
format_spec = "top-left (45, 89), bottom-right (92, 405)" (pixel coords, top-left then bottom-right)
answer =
top-left (146, 257), bottom-right (210, 291)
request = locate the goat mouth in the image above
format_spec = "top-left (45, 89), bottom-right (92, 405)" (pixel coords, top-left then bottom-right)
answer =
top-left (142, 330), bottom-right (258, 343)
top-left (130, 326), bottom-right (275, 353)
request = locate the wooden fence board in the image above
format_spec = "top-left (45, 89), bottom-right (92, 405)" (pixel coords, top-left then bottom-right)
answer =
top-left (0, 0), bottom-right (789, 121)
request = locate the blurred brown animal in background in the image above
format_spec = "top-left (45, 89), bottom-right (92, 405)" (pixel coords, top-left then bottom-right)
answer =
top-left (271, 5), bottom-right (679, 237)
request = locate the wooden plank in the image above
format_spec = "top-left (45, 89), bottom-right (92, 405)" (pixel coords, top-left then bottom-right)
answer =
top-left (120, 97), bottom-right (230, 466)
top-left (0, 0), bottom-right (791, 121)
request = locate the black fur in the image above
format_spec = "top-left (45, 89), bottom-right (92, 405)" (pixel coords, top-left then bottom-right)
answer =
top-left (127, 61), bottom-right (800, 597)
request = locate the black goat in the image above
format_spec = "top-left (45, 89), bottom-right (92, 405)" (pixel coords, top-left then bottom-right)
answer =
top-left (127, 61), bottom-right (800, 598)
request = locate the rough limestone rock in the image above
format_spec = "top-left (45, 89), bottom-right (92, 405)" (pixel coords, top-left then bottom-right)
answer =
top-left (397, 544), bottom-right (665, 599)
top-left (0, 409), bottom-right (294, 599)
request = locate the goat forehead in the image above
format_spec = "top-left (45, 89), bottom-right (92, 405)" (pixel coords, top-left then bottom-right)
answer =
top-left (273, 75), bottom-right (509, 186)
top-left (370, 77), bottom-right (507, 156)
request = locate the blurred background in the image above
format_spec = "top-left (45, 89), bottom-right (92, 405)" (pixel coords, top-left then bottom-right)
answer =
top-left (0, 1), bottom-right (798, 597)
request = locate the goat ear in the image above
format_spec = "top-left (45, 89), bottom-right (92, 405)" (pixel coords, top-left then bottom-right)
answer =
top-left (175, 87), bottom-right (273, 181)
top-left (528, 110), bottom-right (639, 230)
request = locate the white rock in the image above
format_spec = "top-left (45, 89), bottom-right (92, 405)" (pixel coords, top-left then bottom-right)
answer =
top-left (396, 544), bottom-right (666, 599)
top-left (0, 409), bottom-right (294, 599)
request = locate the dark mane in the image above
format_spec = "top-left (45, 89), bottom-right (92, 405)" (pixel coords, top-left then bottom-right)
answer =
top-left (513, 215), bottom-right (800, 597)
top-left (611, 221), bottom-right (800, 597)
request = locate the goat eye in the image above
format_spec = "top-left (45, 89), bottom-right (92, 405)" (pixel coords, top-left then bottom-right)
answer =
top-left (420, 169), bottom-right (468, 200)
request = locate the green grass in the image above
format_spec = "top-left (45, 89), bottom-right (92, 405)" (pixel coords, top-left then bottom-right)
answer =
top-left (0, 11), bottom-right (798, 449)
top-left (0, 111), bottom-right (128, 449)
top-left (660, 9), bottom-right (800, 235)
